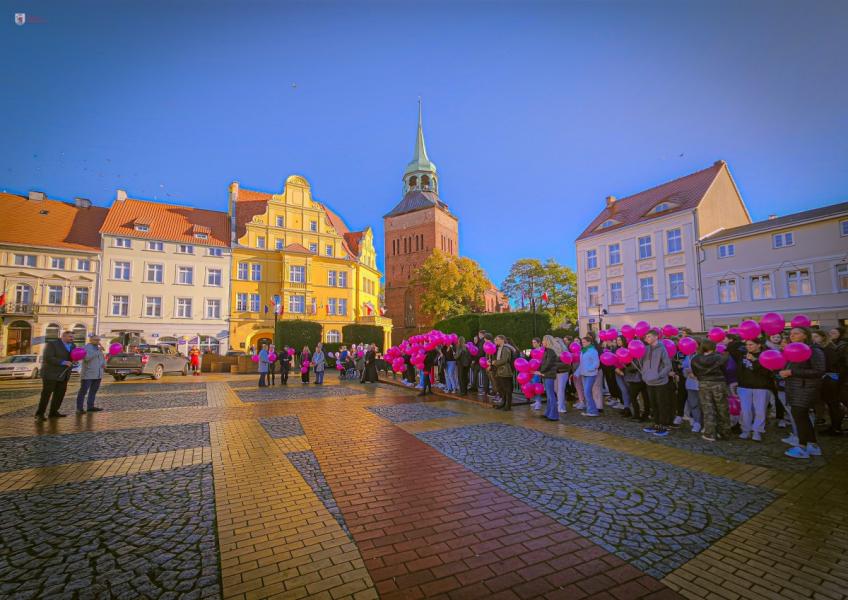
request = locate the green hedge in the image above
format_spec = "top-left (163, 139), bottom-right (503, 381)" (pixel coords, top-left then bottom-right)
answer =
top-left (478, 312), bottom-right (552, 351)
top-left (433, 314), bottom-right (480, 341)
top-left (547, 326), bottom-right (578, 340)
top-left (341, 325), bottom-right (384, 350)
top-left (275, 320), bottom-right (322, 353)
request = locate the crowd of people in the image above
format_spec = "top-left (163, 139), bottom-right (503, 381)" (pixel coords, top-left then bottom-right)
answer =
top-left (394, 326), bottom-right (848, 460)
top-left (254, 342), bottom-right (381, 387)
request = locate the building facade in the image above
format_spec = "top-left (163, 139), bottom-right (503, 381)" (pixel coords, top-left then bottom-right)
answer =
top-left (701, 202), bottom-right (848, 329)
top-left (384, 104), bottom-right (459, 344)
top-left (0, 192), bottom-right (107, 357)
top-left (575, 161), bottom-right (751, 334)
top-left (97, 191), bottom-right (232, 353)
top-left (229, 175), bottom-right (390, 351)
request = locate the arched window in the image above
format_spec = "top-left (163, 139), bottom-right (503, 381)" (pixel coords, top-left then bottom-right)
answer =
top-left (408, 176), bottom-right (417, 188)
top-left (45, 323), bottom-right (61, 342)
top-left (326, 330), bottom-right (341, 343)
top-left (72, 324), bottom-right (86, 345)
top-left (198, 335), bottom-right (219, 354)
top-left (421, 175), bottom-right (430, 189)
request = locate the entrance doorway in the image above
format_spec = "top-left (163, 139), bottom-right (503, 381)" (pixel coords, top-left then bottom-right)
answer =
top-left (6, 321), bottom-right (32, 355)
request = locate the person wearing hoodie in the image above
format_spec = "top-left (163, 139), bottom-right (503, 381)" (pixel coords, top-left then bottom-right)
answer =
top-left (574, 336), bottom-right (600, 416)
top-left (728, 337), bottom-right (774, 442)
top-left (691, 339), bottom-right (731, 442)
top-left (781, 327), bottom-right (826, 459)
top-left (637, 329), bottom-right (674, 436)
top-left (535, 335), bottom-right (560, 421)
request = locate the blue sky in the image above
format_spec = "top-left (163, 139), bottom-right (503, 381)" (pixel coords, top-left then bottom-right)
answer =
top-left (2, 0), bottom-right (846, 284)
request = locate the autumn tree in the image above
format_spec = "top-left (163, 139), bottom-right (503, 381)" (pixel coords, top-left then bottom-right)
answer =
top-left (500, 258), bottom-right (577, 326)
top-left (415, 250), bottom-right (491, 323)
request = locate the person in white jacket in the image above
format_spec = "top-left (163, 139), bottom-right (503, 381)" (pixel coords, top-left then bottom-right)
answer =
top-left (75, 335), bottom-right (106, 414)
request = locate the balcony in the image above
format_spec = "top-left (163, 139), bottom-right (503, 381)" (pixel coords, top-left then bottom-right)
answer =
top-left (0, 303), bottom-right (35, 316)
top-left (0, 304), bottom-right (95, 318)
top-left (285, 281), bottom-right (308, 291)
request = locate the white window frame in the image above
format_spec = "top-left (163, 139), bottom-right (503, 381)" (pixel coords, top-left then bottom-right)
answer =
top-left (326, 330), bottom-right (341, 343)
top-left (275, 238), bottom-right (284, 250)
top-left (639, 277), bottom-right (655, 302)
top-left (609, 282), bottom-right (623, 305)
top-left (289, 295), bottom-right (305, 314)
top-left (310, 220), bottom-right (318, 232)
top-left (256, 236), bottom-right (265, 249)
top-left (111, 295), bottom-right (129, 316)
top-left (587, 286), bottom-right (599, 306)
top-left (194, 232), bottom-right (208, 240)
top-left (113, 261), bottom-right (131, 281)
top-left (276, 216), bottom-right (284, 227)
top-left (772, 232), bottom-right (795, 249)
top-left (668, 272), bottom-right (685, 298)
top-left (751, 274), bottom-right (773, 300)
top-left (178, 244), bottom-right (194, 254)
top-left (836, 264), bottom-right (848, 292)
top-left (308, 243), bottom-right (318, 254)
top-left (250, 263), bottom-right (261, 281)
top-left (718, 279), bottom-right (738, 304)
top-left (175, 297), bottom-right (193, 318)
top-left (841, 220), bottom-right (848, 237)
top-left (135, 224), bottom-right (149, 232)
top-left (327, 298), bottom-right (337, 315)
top-left (249, 294), bottom-right (260, 312)
top-left (76, 258), bottom-right (91, 271)
top-left (328, 271), bottom-right (337, 286)
top-left (289, 265), bottom-right (305, 283)
top-left (718, 243), bottom-right (735, 259)
top-left (586, 249), bottom-right (598, 270)
top-left (608, 244), bottom-right (620, 265)
top-left (786, 269), bottom-right (812, 297)
top-left (326, 244), bottom-right (334, 257)
top-left (638, 236), bottom-right (653, 260)
top-left (144, 296), bottom-right (162, 318)
top-left (338, 298), bottom-right (347, 316)
top-left (47, 285), bottom-right (63, 305)
top-left (237, 263), bottom-right (248, 280)
top-left (338, 271), bottom-right (348, 288)
top-left (50, 257), bottom-right (66, 270)
top-left (207, 268), bottom-right (222, 287)
top-left (14, 254), bottom-right (36, 267)
top-left (114, 238), bottom-right (131, 248)
top-left (176, 266), bottom-right (194, 285)
top-left (146, 241), bottom-right (164, 251)
top-left (666, 229), bottom-right (682, 254)
top-left (236, 293), bottom-right (248, 312)
top-left (74, 287), bottom-right (89, 306)
top-left (144, 263), bottom-right (163, 284)
top-left (205, 298), bottom-right (221, 319)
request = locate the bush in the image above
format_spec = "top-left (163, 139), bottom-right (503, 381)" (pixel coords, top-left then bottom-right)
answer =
top-left (547, 326), bottom-right (578, 340)
top-left (342, 324), bottom-right (384, 350)
top-left (433, 314), bottom-right (480, 341)
top-left (276, 320), bottom-right (322, 353)
top-left (479, 312), bottom-right (552, 351)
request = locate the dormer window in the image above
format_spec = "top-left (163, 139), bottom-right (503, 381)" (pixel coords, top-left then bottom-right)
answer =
top-left (135, 224), bottom-right (149, 232)
top-left (654, 202), bottom-right (670, 213)
top-left (595, 218), bottom-right (620, 231)
top-left (195, 232), bottom-right (208, 239)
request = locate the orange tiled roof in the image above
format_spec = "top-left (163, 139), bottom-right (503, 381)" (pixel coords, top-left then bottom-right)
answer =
top-left (283, 243), bottom-right (312, 254)
top-left (100, 197), bottom-right (229, 246)
top-left (0, 192), bottom-right (107, 251)
top-left (576, 162), bottom-right (726, 241)
top-left (343, 231), bottom-right (364, 256)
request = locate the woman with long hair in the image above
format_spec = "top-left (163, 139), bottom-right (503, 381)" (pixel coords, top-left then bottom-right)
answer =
top-left (455, 336), bottom-right (470, 396)
top-left (574, 336), bottom-right (600, 417)
top-left (300, 345), bottom-right (311, 384)
top-left (536, 335), bottom-right (560, 421)
top-left (782, 327), bottom-right (825, 458)
top-left (552, 337), bottom-right (570, 414)
top-left (312, 343), bottom-right (326, 385)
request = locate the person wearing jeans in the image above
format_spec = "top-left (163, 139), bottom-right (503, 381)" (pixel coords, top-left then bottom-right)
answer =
top-left (728, 337), bottom-right (774, 442)
top-left (537, 335), bottom-right (560, 421)
top-left (681, 354), bottom-right (702, 433)
top-left (444, 343), bottom-right (458, 393)
top-left (575, 337), bottom-right (600, 416)
top-left (76, 335), bottom-right (106, 414)
top-left (258, 344), bottom-right (269, 387)
top-left (638, 330), bottom-right (674, 436)
top-left (313, 343), bottom-right (326, 385)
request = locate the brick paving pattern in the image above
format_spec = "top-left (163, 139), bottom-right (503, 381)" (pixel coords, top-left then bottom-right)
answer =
top-left (286, 450), bottom-right (353, 539)
top-left (235, 385), bottom-right (371, 403)
top-left (0, 463), bottom-right (219, 599)
top-left (367, 403), bottom-right (461, 423)
top-left (259, 415), bottom-right (305, 438)
top-left (5, 390), bottom-right (208, 417)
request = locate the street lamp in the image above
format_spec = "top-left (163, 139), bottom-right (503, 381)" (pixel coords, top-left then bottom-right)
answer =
top-left (596, 304), bottom-right (607, 332)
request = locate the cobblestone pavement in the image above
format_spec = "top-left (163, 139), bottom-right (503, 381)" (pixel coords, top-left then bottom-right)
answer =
top-left (0, 376), bottom-right (844, 599)
top-left (5, 390), bottom-right (208, 417)
top-left (0, 423), bottom-right (210, 472)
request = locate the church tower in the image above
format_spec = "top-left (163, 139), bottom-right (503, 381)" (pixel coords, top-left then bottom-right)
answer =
top-left (383, 101), bottom-right (459, 345)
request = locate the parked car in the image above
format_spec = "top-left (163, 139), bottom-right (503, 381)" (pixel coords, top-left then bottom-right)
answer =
top-left (0, 354), bottom-right (43, 379)
top-left (105, 344), bottom-right (189, 381)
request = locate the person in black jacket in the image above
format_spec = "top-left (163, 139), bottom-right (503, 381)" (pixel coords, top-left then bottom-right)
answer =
top-left (728, 337), bottom-right (774, 442)
top-left (456, 336), bottom-right (471, 396)
top-left (536, 335), bottom-right (560, 422)
top-left (781, 327), bottom-right (826, 459)
top-left (691, 340), bottom-right (731, 442)
top-left (812, 330), bottom-right (844, 435)
top-left (418, 348), bottom-right (438, 396)
top-left (278, 348), bottom-right (291, 385)
top-left (35, 330), bottom-right (76, 420)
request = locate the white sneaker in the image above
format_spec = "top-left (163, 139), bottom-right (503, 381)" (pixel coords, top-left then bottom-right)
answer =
top-left (691, 422), bottom-right (702, 433)
top-left (806, 443), bottom-right (822, 456)
top-left (739, 431), bottom-right (750, 440)
top-left (782, 435), bottom-right (799, 446)
top-left (558, 406), bottom-right (567, 414)
top-left (574, 403), bottom-right (585, 410)
top-left (777, 419), bottom-right (788, 429)
top-left (752, 431), bottom-right (762, 442)
top-left (532, 403), bottom-right (542, 411)
top-left (673, 416), bottom-right (684, 426)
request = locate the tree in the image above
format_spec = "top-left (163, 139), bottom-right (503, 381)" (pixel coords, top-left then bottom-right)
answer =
top-left (500, 258), bottom-right (577, 327)
top-left (415, 250), bottom-right (491, 323)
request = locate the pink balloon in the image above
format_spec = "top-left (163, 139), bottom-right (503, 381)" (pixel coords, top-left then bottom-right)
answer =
top-left (708, 327), bottom-right (726, 343)
top-left (678, 337), bottom-right (698, 356)
top-left (634, 321), bottom-right (651, 338)
top-left (728, 327), bottom-right (742, 337)
top-left (301, 367), bottom-right (308, 373)
top-left (759, 312), bottom-right (785, 336)
top-left (559, 351), bottom-right (573, 365)
top-left (600, 351), bottom-right (618, 367)
top-left (479, 357), bottom-right (489, 369)
top-left (468, 344), bottom-right (479, 356)
top-left (662, 324), bottom-right (679, 337)
top-left (528, 358), bottom-right (541, 372)
top-left (606, 327), bottom-right (619, 340)
top-left (790, 314), bottom-right (812, 328)
top-left (514, 357), bottom-right (529, 373)
top-left (483, 341), bottom-right (497, 355)
top-left (530, 347), bottom-right (544, 361)
top-left (620, 325), bottom-right (635, 340)
top-left (716, 343), bottom-right (727, 353)
top-left (758, 349), bottom-right (787, 371)
top-left (783, 342), bottom-right (812, 363)
top-left (662, 339), bottom-right (676, 358)
top-left (521, 383), bottom-right (534, 397)
top-left (251, 355), bottom-right (260, 363)
top-left (109, 343), bottom-right (123, 356)
top-left (517, 372), bottom-right (533, 385)
top-left (728, 396), bottom-right (741, 417)
top-left (739, 319), bottom-right (762, 341)
top-left (70, 347), bottom-right (86, 361)
top-left (287, 348), bottom-right (295, 356)
top-left (303, 360), bottom-right (310, 367)
top-left (615, 347), bottom-right (632, 364)
top-left (571, 351), bottom-right (581, 363)
top-left (533, 383), bottom-right (545, 396)
top-left (569, 342), bottom-right (581, 353)
top-left (268, 353), bottom-right (277, 362)
top-left (627, 339), bottom-right (646, 359)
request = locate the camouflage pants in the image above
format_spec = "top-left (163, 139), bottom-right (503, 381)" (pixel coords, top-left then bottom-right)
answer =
top-left (700, 381), bottom-right (731, 439)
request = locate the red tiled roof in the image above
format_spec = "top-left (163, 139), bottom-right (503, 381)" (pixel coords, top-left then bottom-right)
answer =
top-left (233, 188), bottom-right (273, 240)
top-left (284, 243), bottom-right (311, 254)
top-left (0, 193), bottom-right (107, 251)
top-left (576, 162), bottom-right (726, 240)
top-left (101, 197), bottom-right (229, 246)
top-left (344, 231), bottom-right (364, 256)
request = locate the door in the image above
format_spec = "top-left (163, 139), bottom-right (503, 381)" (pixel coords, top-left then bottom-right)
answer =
top-left (6, 321), bottom-right (32, 355)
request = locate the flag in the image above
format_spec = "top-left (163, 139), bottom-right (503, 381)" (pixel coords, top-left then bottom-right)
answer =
top-left (541, 291), bottom-right (549, 303)
top-left (325, 304), bottom-right (329, 315)
top-left (364, 302), bottom-right (373, 316)
top-left (264, 304), bottom-right (269, 314)
top-left (380, 306), bottom-right (387, 316)
top-left (0, 292), bottom-right (5, 308)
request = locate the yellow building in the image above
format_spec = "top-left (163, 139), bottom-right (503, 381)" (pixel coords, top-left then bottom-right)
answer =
top-left (228, 175), bottom-right (391, 351)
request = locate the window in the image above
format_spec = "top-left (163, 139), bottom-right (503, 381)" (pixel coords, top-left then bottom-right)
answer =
top-left (600, 220), bottom-right (616, 229)
top-left (144, 296), bottom-right (162, 317)
top-left (326, 330), bottom-right (341, 343)
top-left (327, 298), bottom-right (337, 315)
top-left (146, 263), bottom-right (163, 283)
top-left (586, 249), bottom-right (597, 269)
top-left (773, 232), bottom-right (794, 248)
top-left (194, 232), bottom-right (208, 240)
top-left (257, 236), bottom-right (265, 249)
top-left (72, 324), bottom-right (86, 345)
top-left (328, 271), bottom-right (337, 286)
top-left (45, 324), bottom-right (60, 342)
top-left (111, 295), bottom-right (129, 316)
top-left (113, 261), bottom-right (131, 280)
top-left (176, 298), bottom-right (192, 318)
top-left (207, 268), bottom-right (222, 286)
top-left (250, 264), bottom-right (261, 281)
top-left (841, 221), bottom-right (848, 237)
top-left (326, 244), bottom-right (334, 257)
top-left (837, 264), bottom-right (848, 292)
top-left (587, 286), bottom-right (599, 306)
top-left (608, 244), bottom-right (620, 265)
top-left (338, 298), bottom-right (347, 316)
top-left (15, 284), bottom-right (32, 304)
top-left (338, 271), bottom-right (348, 288)
top-left (666, 229), bottom-right (682, 254)
top-left (787, 269), bottom-right (811, 297)
top-left (74, 287), bottom-right (89, 306)
top-left (236, 293), bottom-right (248, 312)
top-left (208, 247), bottom-right (223, 257)
top-left (609, 282), bottom-right (623, 304)
top-left (718, 279), bottom-right (738, 303)
top-left (50, 257), bottom-right (66, 270)
top-left (668, 273), bottom-right (685, 298)
top-left (653, 202), bottom-right (670, 213)
top-left (178, 244), bottom-right (194, 254)
top-left (718, 244), bottom-right (735, 259)
top-left (289, 265), bottom-right (305, 283)
top-left (237, 263), bottom-right (248, 280)
top-left (276, 216), bottom-right (284, 227)
top-left (47, 285), bottom-right (63, 305)
top-left (309, 243), bottom-right (318, 254)
top-left (206, 299), bottom-right (221, 319)
top-left (177, 266), bottom-right (194, 285)
top-left (14, 254), bottom-right (36, 267)
top-left (249, 294), bottom-right (260, 312)
top-left (77, 258), bottom-right (91, 271)
top-left (147, 241), bottom-right (163, 251)
top-left (135, 224), bottom-right (149, 232)
top-left (638, 236), bottom-right (653, 260)
top-left (639, 277), bottom-right (655, 301)
top-left (115, 238), bottom-right (131, 248)
top-left (289, 295), bottom-right (305, 314)
top-left (310, 220), bottom-right (318, 232)
top-left (275, 238), bottom-right (284, 250)
top-left (751, 275), bottom-right (773, 300)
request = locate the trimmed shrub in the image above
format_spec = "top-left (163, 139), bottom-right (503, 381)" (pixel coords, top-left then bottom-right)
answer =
top-left (276, 320), bottom-right (322, 353)
top-left (433, 314), bottom-right (481, 341)
top-left (478, 312), bottom-right (552, 351)
top-left (342, 324), bottom-right (384, 350)
top-left (547, 326), bottom-right (579, 340)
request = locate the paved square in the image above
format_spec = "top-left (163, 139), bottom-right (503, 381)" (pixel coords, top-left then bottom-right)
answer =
top-left (235, 384), bottom-right (371, 402)
top-left (286, 450), bottom-right (351, 538)
top-left (5, 391), bottom-right (208, 417)
top-left (367, 403), bottom-right (460, 423)
top-left (259, 415), bottom-right (305, 438)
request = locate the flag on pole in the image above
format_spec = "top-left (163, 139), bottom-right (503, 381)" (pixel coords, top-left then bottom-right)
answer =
top-left (379, 306), bottom-right (387, 316)
top-left (364, 302), bottom-right (373, 316)
top-left (273, 295), bottom-right (281, 314)
top-left (541, 291), bottom-right (549, 303)
top-left (264, 304), bottom-right (269, 314)
top-left (0, 291), bottom-right (5, 308)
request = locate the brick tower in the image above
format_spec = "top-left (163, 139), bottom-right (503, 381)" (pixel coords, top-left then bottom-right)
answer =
top-left (384, 102), bottom-right (459, 345)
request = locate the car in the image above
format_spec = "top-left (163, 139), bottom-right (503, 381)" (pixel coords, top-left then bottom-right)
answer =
top-left (0, 354), bottom-right (42, 379)
top-left (105, 344), bottom-right (190, 381)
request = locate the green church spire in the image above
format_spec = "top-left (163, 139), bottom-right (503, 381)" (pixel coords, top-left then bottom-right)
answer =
top-left (404, 98), bottom-right (437, 179)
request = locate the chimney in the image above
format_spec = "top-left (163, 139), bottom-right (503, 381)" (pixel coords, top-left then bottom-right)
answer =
top-left (75, 197), bottom-right (92, 209)
top-left (116, 189), bottom-right (127, 202)
top-left (605, 195), bottom-right (616, 209)
top-left (28, 191), bottom-right (45, 202)
top-left (713, 159), bottom-right (726, 167)
top-left (768, 214), bottom-right (777, 220)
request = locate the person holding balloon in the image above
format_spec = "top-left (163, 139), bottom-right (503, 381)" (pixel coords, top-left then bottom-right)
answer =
top-left (35, 330), bottom-right (78, 420)
top-left (74, 334), bottom-right (106, 414)
top-left (727, 335), bottom-right (775, 442)
top-left (456, 336), bottom-right (471, 396)
top-left (528, 338), bottom-right (545, 410)
top-left (257, 343), bottom-right (270, 388)
top-left (637, 329), bottom-right (675, 436)
top-left (552, 337), bottom-right (571, 414)
top-left (781, 327), bottom-right (826, 459)
top-left (574, 336), bottom-right (600, 417)
top-left (489, 335), bottom-right (516, 410)
top-left (534, 335), bottom-right (560, 421)
top-left (300, 346), bottom-right (311, 384)
top-left (691, 339), bottom-right (731, 442)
